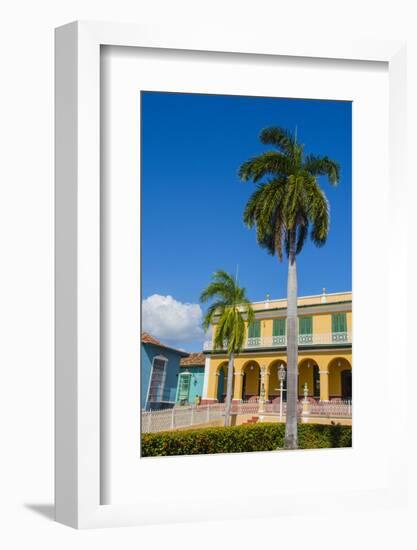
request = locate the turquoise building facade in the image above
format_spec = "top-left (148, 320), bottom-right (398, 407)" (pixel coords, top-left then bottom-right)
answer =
top-left (175, 353), bottom-right (206, 405)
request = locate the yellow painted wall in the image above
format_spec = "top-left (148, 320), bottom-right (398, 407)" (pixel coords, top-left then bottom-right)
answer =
top-left (213, 311), bottom-right (350, 343)
top-left (313, 313), bottom-right (332, 334)
top-left (207, 351), bottom-right (352, 400)
top-left (208, 351), bottom-right (352, 378)
top-left (261, 319), bottom-right (273, 338)
top-left (298, 362), bottom-right (315, 396)
top-left (207, 290), bottom-right (352, 401)
top-left (268, 364), bottom-right (280, 397)
top-left (266, 360), bottom-right (286, 397)
top-left (328, 357), bottom-right (351, 397)
top-left (347, 311), bottom-right (352, 332)
top-left (243, 365), bottom-right (260, 395)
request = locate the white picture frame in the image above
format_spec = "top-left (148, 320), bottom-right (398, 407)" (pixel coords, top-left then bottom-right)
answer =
top-left (55, 21), bottom-right (407, 529)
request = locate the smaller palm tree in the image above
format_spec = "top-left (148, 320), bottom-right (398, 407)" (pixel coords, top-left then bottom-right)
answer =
top-left (200, 270), bottom-right (255, 426)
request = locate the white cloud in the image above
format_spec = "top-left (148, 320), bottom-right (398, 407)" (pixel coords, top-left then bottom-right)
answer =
top-left (142, 294), bottom-right (204, 343)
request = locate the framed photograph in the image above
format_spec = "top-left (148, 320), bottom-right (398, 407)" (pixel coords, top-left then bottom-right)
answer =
top-left (55, 21), bottom-right (407, 528)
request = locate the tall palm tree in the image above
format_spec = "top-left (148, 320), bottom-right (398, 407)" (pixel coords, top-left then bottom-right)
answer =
top-left (239, 127), bottom-right (340, 449)
top-left (200, 270), bottom-right (255, 427)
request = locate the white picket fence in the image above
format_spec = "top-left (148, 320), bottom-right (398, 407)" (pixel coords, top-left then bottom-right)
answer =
top-left (141, 399), bottom-right (352, 433)
top-left (141, 403), bottom-right (226, 433)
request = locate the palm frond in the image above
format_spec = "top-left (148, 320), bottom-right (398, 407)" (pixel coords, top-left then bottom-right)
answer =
top-left (295, 218), bottom-right (309, 254)
top-left (272, 210), bottom-right (286, 261)
top-left (212, 269), bottom-right (236, 285)
top-left (240, 126), bottom-right (339, 263)
top-left (303, 155), bottom-right (340, 185)
top-left (240, 299), bottom-right (255, 327)
top-left (259, 127), bottom-right (295, 155)
top-left (200, 270), bottom-right (254, 355)
top-left (200, 282), bottom-right (232, 303)
top-left (243, 178), bottom-right (287, 257)
top-left (200, 270), bottom-right (236, 303)
top-left (238, 151), bottom-right (292, 182)
top-left (308, 183), bottom-right (330, 246)
top-left (243, 185), bottom-right (265, 228)
top-left (284, 229), bottom-right (290, 258)
top-left (202, 301), bottom-right (227, 331)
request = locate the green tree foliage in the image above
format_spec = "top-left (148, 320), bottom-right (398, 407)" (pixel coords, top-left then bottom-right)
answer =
top-left (141, 422), bottom-right (352, 457)
top-left (200, 270), bottom-right (255, 426)
top-left (239, 126), bottom-right (340, 259)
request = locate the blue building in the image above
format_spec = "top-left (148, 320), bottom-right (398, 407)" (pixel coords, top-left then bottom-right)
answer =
top-left (141, 332), bottom-right (188, 411)
top-left (175, 353), bottom-right (206, 405)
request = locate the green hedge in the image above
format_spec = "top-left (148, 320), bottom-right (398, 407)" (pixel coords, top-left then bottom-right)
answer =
top-left (141, 422), bottom-right (352, 457)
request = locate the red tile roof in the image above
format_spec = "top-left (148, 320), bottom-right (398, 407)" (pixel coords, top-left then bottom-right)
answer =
top-left (141, 332), bottom-right (189, 357)
top-left (180, 352), bottom-right (206, 366)
top-left (141, 332), bottom-right (162, 346)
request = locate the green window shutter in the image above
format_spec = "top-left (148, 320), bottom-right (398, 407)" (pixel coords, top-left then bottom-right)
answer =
top-left (332, 313), bottom-right (338, 333)
top-left (332, 313), bottom-right (347, 341)
top-left (332, 313), bottom-right (347, 333)
top-left (299, 316), bottom-right (312, 335)
top-left (299, 316), bottom-right (313, 343)
top-left (273, 318), bottom-right (286, 336)
top-left (248, 320), bottom-right (261, 338)
top-left (177, 374), bottom-right (191, 402)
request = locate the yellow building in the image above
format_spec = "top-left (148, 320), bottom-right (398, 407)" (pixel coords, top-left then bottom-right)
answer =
top-left (201, 289), bottom-right (352, 404)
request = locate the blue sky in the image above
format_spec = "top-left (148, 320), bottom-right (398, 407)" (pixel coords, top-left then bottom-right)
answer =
top-left (141, 92), bottom-right (352, 352)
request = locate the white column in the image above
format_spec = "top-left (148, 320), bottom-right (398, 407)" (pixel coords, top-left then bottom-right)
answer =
top-left (201, 355), bottom-right (211, 400)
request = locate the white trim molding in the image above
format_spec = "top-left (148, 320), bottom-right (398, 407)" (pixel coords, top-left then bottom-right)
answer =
top-left (201, 356), bottom-right (211, 399)
top-left (145, 355), bottom-right (168, 409)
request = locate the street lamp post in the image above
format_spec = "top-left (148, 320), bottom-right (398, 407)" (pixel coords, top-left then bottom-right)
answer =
top-left (259, 366), bottom-right (266, 413)
top-left (278, 364), bottom-right (286, 422)
top-left (301, 382), bottom-right (310, 423)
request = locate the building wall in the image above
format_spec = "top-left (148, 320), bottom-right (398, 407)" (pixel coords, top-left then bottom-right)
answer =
top-left (212, 311), bottom-right (352, 343)
top-left (141, 343), bottom-right (184, 410)
top-left (210, 294), bottom-right (352, 345)
top-left (250, 291), bottom-right (352, 312)
top-left (176, 366), bottom-right (205, 404)
top-left (205, 292), bottom-right (352, 402)
top-left (205, 350), bottom-right (352, 402)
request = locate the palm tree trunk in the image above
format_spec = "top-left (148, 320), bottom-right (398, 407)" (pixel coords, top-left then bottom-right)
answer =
top-left (224, 352), bottom-right (234, 427)
top-left (284, 228), bottom-right (298, 449)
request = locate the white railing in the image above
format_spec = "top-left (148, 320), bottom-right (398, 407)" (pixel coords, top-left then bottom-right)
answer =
top-left (264, 399), bottom-right (352, 417)
top-left (142, 404), bottom-right (226, 433)
top-left (308, 399), bottom-right (352, 417)
top-left (203, 332), bottom-right (351, 351)
top-left (141, 399), bottom-right (352, 433)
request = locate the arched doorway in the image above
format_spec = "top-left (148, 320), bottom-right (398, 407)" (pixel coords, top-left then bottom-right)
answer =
top-left (268, 360), bottom-right (287, 402)
top-left (241, 361), bottom-right (261, 400)
top-left (341, 369), bottom-right (352, 400)
top-left (216, 363), bottom-right (228, 402)
top-left (298, 359), bottom-right (320, 399)
top-left (328, 357), bottom-right (352, 400)
top-left (313, 365), bottom-right (320, 398)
